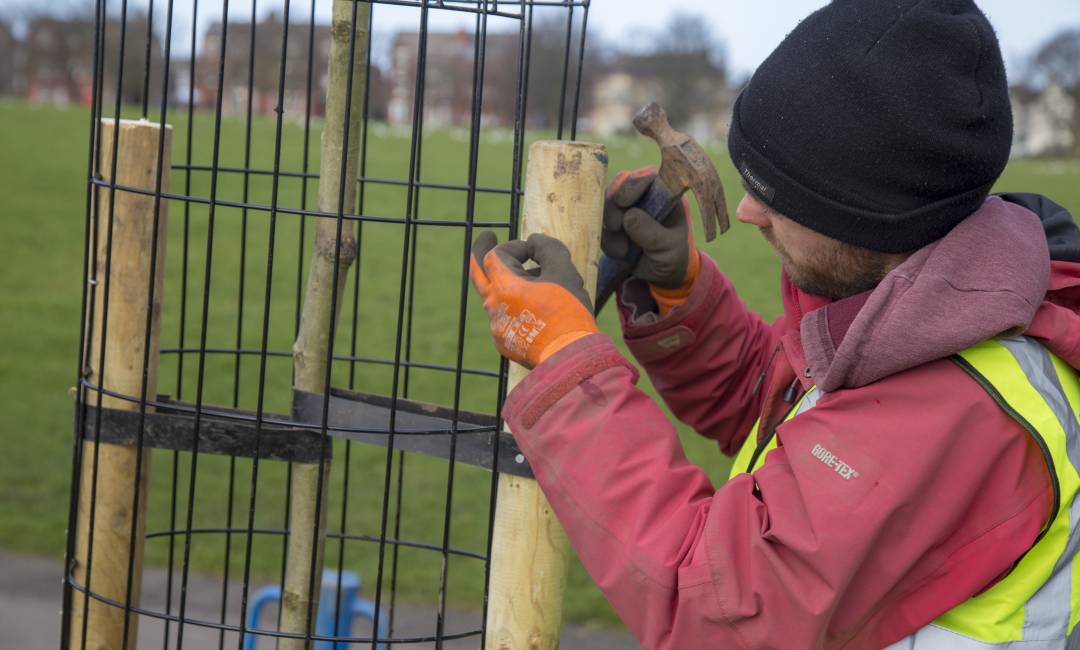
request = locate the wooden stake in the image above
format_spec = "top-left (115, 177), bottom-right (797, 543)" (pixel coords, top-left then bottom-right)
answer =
top-left (283, 2), bottom-right (369, 647)
top-left (70, 118), bottom-right (171, 650)
top-left (486, 141), bottom-right (607, 649)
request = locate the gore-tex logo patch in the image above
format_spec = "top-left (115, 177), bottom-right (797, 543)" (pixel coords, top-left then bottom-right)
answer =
top-left (811, 443), bottom-right (860, 480)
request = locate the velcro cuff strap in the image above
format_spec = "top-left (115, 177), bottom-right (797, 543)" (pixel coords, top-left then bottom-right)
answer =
top-left (504, 336), bottom-right (637, 431)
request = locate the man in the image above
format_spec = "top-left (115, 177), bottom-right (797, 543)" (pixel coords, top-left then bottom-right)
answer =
top-left (469, 0), bottom-right (1080, 648)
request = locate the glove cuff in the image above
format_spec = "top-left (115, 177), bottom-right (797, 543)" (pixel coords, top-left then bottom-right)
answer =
top-left (649, 248), bottom-right (701, 316)
top-left (538, 329), bottom-right (599, 365)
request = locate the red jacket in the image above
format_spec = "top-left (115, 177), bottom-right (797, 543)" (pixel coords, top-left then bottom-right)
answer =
top-left (501, 196), bottom-right (1080, 649)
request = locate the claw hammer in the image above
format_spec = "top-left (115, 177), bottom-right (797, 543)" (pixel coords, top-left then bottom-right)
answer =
top-left (594, 102), bottom-right (729, 314)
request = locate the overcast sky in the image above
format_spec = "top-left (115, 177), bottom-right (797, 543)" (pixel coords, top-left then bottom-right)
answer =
top-left (590, 0), bottom-right (1080, 79)
top-left (6, 0), bottom-right (1079, 79)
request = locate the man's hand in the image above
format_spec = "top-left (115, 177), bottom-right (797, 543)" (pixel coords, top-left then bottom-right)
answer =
top-left (602, 167), bottom-right (700, 292)
top-left (470, 232), bottom-right (598, 369)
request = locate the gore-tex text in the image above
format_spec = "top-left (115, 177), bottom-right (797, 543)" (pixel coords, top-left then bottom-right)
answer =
top-left (811, 443), bottom-right (860, 480)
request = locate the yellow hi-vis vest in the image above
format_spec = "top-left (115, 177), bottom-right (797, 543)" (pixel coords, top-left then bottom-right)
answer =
top-left (728, 337), bottom-right (1080, 648)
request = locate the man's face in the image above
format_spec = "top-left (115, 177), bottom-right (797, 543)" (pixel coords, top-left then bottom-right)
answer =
top-left (736, 191), bottom-right (897, 300)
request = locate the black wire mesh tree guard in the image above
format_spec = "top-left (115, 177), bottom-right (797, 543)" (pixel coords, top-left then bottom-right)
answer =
top-left (63, 1), bottom-right (593, 648)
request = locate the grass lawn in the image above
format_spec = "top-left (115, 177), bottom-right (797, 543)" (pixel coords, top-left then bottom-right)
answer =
top-left (1, 97), bottom-right (1077, 630)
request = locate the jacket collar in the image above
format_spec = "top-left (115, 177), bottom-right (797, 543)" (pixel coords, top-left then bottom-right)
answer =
top-left (790, 196), bottom-right (1052, 392)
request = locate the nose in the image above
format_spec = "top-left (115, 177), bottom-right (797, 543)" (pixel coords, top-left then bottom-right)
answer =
top-left (736, 192), bottom-right (771, 228)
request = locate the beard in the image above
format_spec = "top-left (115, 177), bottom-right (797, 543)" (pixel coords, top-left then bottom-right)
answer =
top-left (760, 227), bottom-right (894, 300)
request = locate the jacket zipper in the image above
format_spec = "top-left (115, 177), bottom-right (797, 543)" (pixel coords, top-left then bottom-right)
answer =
top-left (751, 344), bottom-right (783, 397)
top-left (745, 377), bottom-right (803, 474)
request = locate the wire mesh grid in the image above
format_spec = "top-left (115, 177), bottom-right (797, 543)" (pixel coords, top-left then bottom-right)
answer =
top-left (64, 1), bottom-right (591, 648)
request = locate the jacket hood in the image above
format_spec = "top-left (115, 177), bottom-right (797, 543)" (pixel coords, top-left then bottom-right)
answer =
top-left (800, 194), bottom-right (1080, 392)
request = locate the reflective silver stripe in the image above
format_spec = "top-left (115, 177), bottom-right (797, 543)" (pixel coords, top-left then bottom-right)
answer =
top-left (883, 623), bottom-right (1068, 649)
top-left (1000, 337), bottom-right (1080, 475)
top-left (794, 386), bottom-right (821, 416)
top-left (1025, 493), bottom-right (1080, 640)
top-left (1000, 338), bottom-right (1079, 641)
top-left (1028, 559), bottom-right (1072, 640)
top-left (1068, 621), bottom-right (1080, 650)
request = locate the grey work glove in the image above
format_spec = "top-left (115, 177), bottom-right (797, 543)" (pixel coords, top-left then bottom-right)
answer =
top-left (601, 167), bottom-right (694, 290)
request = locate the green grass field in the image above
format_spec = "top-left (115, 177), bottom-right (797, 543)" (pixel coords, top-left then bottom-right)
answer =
top-left (1, 98), bottom-right (1077, 628)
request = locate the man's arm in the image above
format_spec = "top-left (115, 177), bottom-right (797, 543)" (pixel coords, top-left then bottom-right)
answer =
top-left (617, 254), bottom-right (781, 455)
top-left (504, 336), bottom-right (1051, 649)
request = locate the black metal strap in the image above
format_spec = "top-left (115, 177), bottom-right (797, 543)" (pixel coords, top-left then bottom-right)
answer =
top-left (292, 388), bottom-right (533, 478)
top-left (76, 399), bottom-right (329, 463)
top-left (74, 390), bottom-right (534, 477)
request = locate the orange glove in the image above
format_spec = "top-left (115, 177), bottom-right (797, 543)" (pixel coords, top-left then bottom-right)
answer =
top-left (470, 232), bottom-right (598, 369)
top-left (604, 167), bottom-right (701, 315)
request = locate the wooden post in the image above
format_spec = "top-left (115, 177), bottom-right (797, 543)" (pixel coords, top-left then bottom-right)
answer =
top-left (283, 1), bottom-right (369, 648)
top-left (70, 119), bottom-right (171, 650)
top-left (486, 141), bottom-right (607, 649)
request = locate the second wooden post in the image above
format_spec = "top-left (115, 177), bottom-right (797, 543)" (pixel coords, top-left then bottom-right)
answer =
top-left (284, 1), bottom-right (369, 648)
top-left (485, 140), bottom-right (607, 649)
top-left (70, 118), bottom-right (171, 650)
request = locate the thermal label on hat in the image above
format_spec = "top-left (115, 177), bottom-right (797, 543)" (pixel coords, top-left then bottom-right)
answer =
top-left (741, 162), bottom-right (776, 203)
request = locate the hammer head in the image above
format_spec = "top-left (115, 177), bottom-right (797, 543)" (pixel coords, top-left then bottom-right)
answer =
top-left (633, 102), bottom-right (729, 241)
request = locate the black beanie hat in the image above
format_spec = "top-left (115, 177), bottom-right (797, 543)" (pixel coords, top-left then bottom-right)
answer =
top-left (727, 0), bottom-right (1013, 253)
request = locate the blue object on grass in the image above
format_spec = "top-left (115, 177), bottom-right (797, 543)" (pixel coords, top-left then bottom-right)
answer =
top-left (243, 570), bottom-right (387, 650)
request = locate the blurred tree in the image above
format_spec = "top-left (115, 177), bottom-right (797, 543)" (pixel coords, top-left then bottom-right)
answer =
top-left (1030, 28), bottom-right (1080, 155)
top-left (515, 10), bottom-right (601, 131)
top-left (658, 12), bottom-right (725, 63)
top-left (651, 12), bottom-right (727, 128)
